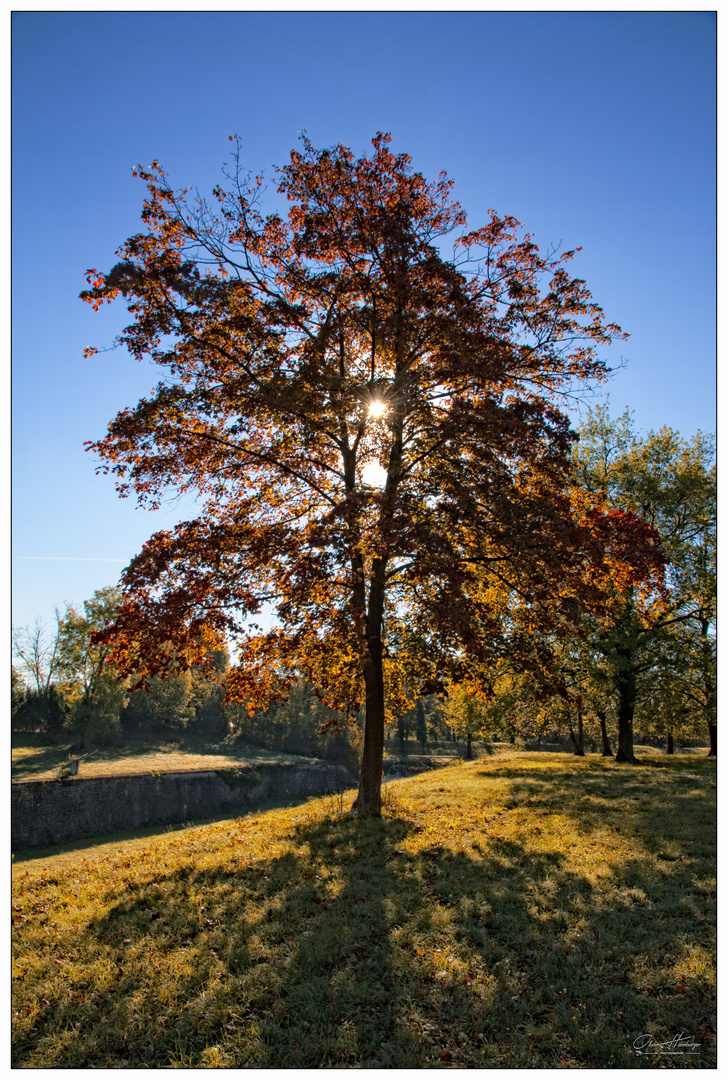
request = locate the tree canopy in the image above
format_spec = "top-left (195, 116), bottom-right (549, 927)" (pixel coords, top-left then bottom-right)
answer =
top-left (82, 133), bottom-right (662, 809)
top-left (572, 406), bottom-right (716, 759)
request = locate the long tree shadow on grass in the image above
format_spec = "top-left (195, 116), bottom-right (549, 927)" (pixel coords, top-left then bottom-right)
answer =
top-left (13, 791), bottom-right (716, 1069)
top-left (11, 743), bottom-right (69, 780)
top-left (486, 757), bottom-right (716, 861)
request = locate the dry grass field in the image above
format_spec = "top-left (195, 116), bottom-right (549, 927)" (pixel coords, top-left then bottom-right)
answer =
top-left (11, 733), bottom-right (313, 782)
top-left (12, 749), bottom-right (715, 1068)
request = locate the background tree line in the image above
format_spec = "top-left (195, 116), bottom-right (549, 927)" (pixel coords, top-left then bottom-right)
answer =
top-left (12, 588), bottom-right (364, 768)
top-left (438, 406), bottom-right (715, 758)
top-left (13, 407), bottom-right (715, 761)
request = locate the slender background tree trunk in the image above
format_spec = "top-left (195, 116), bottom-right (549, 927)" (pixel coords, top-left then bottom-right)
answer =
top-left (701, 617), bottom-right (716, 757)
top-left (597, 711), bottom-right (613, 757)
top-left (569, 702), bottom-right (585, 755)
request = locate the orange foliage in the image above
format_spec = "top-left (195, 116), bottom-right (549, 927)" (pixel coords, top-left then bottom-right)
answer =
top-left (82, 134), bottom-right (662, 802)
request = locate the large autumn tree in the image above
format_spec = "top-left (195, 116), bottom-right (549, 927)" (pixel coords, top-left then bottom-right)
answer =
top-left (82, 133), bottom-right (660, 810)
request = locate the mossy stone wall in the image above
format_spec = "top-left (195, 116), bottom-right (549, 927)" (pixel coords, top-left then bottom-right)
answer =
top-left (12, 763), bottom-right (354, 850)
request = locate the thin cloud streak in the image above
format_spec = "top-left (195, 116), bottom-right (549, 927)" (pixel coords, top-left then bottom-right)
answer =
top-left (17, 556), bottom-right (127, 562)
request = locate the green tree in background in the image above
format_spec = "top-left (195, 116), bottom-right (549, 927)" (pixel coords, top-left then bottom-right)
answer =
top-left (443, 684), bottom-right (491, 759)
top-left (637, 624), bottom-right (710, 752)
top-left (573, 405), bottom-right (716, 761)
top-left (228, 680), bottom-right (362, 771)
top-left (189, 648), bottom-right (230, 740)
top-left (125, 671), bottom-right (195, 732)
top-left (56, 587), bottom-right (128, 745)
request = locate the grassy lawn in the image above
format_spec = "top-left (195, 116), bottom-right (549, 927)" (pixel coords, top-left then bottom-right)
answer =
top-left (12, 751), bottom-right (715, 1068)
top-left (11, 732), bottom-right (313, 782)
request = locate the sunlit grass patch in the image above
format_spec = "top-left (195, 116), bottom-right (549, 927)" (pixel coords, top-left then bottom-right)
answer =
top-left (11, 732), bottom-right (311, 782)
top-left (13, 751), bottom-right (715, 1068)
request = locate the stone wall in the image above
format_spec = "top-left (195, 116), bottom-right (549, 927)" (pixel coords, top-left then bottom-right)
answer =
top-left (11, 763), bottom-right (355, 851)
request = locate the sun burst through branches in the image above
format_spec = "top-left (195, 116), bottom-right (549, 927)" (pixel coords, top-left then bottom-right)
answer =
top-left (368, 399), bottom-right (388, 419)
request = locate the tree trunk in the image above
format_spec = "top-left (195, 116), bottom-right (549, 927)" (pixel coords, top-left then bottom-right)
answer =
top-left (597, 711), bottom-right (613, 757)
top-left (569, 726), bottom-right (584, 756)
top-left (569, 702), bottom-right (585, 755)
top-left (353, 648), bottom-right (385, 813)
top-left (352, 553), bottom-right (389, 814)
top-left (614, 656), bottom-right (637, 763)
top-left (416, 700), bottom-right (427, 752)
top-left (666, 731), bottom-right (674, 755)
top-left (465, 732), bottom-right (473, 760)
top-left (701, 617), bottom-right (716, 757)
top-left (351, 403), bottom-right (406, 814)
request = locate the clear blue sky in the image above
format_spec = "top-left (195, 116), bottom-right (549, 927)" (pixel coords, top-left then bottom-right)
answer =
top-left (12, 10), bottom-right (716, 633)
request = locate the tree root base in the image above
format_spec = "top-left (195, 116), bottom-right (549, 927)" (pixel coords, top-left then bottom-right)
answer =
top-left (350, 796), bottom-right (382, 817)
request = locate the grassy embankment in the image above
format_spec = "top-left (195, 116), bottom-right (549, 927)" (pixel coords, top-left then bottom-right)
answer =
top-left (12, 750), bottom-right (715, 1068)
top-left (11, 731), bottom-right (313, 782)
